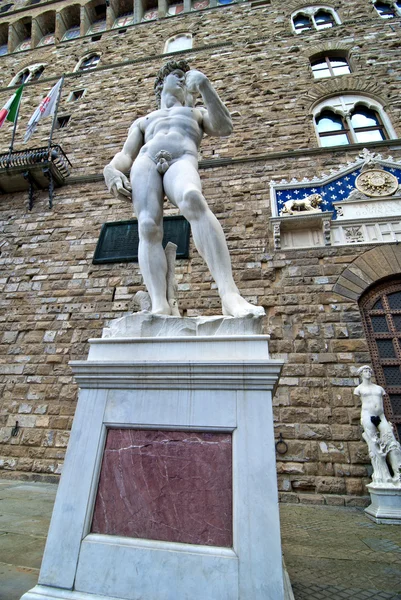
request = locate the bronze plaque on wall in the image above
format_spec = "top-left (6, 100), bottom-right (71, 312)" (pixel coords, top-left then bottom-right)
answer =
top-left (93, 216), bottom-right (190, 264)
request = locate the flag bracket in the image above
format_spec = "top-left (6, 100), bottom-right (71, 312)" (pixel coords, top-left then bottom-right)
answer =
top-left (43, 167), bottom-right (54, 209)
top-left (23, 170), bottom-right (36, 211)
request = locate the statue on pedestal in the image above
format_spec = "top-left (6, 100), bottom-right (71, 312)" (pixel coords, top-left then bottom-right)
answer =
top-left (104, 60), bottom-right (264, 319)
top-left (354, 365), bottom-right (401, 486)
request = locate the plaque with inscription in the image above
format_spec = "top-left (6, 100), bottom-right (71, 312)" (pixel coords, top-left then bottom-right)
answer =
top-left (93, 216), bottom-right (190, 264)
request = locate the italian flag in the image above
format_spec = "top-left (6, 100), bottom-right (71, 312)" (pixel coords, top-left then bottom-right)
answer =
top-left (0, 85), bottom-right (24, 128)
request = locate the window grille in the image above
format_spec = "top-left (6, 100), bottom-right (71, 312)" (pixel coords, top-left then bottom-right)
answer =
top-left (360, 279), bottom-right (401, 441)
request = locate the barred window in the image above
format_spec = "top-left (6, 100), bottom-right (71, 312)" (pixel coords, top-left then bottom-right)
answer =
top-left (360, 279), bottom-right (401, 441)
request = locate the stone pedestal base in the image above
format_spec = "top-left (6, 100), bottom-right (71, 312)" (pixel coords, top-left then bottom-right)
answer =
top-left (21, 314), bottom-right (288, 600)
top-left (365, 483), bottom-right (401, 524)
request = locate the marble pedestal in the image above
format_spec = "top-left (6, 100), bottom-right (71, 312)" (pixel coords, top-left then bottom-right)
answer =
top-left (21, 314), bottom-right (285, 600)
top-left (365, 483), bottom-right (401, 525)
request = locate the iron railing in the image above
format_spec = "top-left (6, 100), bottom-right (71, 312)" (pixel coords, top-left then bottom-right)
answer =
top-left (0, 144), bottom-right (71, 179)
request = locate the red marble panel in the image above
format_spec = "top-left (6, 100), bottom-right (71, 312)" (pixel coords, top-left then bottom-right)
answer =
top-left (91, 429), bottom-right (233, 547)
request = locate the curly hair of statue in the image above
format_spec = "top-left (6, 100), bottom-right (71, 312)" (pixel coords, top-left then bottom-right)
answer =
top-left (154, 59), bottom-right (191, 107)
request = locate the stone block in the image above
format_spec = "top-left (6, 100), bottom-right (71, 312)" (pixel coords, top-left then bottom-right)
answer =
top-left (297, 493), bottom-right (325, 505)
top-left (315, 477), bottom-right (346, 495)
top-left (323, 494), bottom-right (345, 506)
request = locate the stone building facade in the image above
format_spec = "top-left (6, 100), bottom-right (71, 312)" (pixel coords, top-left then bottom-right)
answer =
top-left (1, 0), bottom-right (401, 504)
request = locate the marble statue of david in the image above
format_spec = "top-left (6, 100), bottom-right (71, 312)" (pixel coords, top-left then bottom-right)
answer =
top-left (104, 60), bottom-right (264, 318)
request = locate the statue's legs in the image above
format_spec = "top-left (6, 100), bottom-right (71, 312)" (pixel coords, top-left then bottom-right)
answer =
top-left (131, 156), bottom-right (171, 315)
top-left (164, 158), bottom-right (265, 318)
top-left (378, 420), bottom-right (401, 479)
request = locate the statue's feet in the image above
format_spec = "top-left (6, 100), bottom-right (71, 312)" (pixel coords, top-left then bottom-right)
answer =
top-left (151, 300), bottom-right (172, 316)
top-left (221, 292), bottom-right (265, 318)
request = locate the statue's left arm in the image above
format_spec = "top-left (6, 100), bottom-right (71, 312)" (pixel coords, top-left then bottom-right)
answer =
top-left (186, 70), bottom-right (233, 137)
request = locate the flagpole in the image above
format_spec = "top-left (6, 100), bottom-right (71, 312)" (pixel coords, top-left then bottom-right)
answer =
top-left (47, 74), bottom-right (65, 151)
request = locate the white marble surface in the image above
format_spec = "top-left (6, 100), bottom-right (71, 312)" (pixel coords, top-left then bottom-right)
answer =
top-left (365, 484), bottom-right (401, 524)
top-left (22, 330), bottom-right (285, 600)
top-left (102, 312), bottom-right (265, 338)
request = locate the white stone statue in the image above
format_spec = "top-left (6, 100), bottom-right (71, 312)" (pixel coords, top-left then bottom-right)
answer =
top-left (104, 59), bottom-right (264, 319)
top-left (354, 365), bottom-right (401, 486)
top-left (279, 193), bottom-right (322, 216)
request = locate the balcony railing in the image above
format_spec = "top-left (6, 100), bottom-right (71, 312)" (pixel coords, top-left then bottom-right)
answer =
top-left (0, 144), bottom-right (71, 209)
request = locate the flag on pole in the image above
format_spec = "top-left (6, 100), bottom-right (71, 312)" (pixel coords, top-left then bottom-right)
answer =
top-left (0, 86), bottom-right (24, 129)
top-left (24, 78), bottom-right (63, 143)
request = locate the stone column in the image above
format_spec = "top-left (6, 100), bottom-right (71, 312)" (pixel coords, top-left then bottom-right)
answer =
top-left (134, 0), bottom-right (144, 22)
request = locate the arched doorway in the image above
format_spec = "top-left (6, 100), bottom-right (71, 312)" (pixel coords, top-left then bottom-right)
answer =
top-left (360, 277), bottom-right (401, 442)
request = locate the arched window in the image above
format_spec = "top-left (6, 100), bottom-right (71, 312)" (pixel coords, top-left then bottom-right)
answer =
top-left (373, 0), bottom-right (401, 17)
top-left (314, 9), bottom-right (336, 29)
top-left (360, 279), bottom-right (401, 442)
top-left (75, 53), bottom-right (101, 71)
top-left (291, 6), bottom-right (340, 33)
top-left (350, 106), bottom-right (386, 143)
top-left (313, 95), bottom-right (395, 147)
top-left (164, 33), bottom-right (192, 53)
top-left (293, 13), bottom-right (313, 32)
top-left (316, 110), bottom-right (349, 146)
top-left (8, 63), bottom-right (46, 86)
top-left (311, 55), bottom-right (350, 79)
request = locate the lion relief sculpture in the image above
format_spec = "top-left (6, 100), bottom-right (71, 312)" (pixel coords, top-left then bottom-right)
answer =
top-left (280, 193), bottom-right (323, 216)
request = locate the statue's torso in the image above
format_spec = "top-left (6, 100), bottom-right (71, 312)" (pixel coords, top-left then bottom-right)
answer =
top-left (355, 382), bottom-right (385, 416)
top-left (139, 106), bottom-right (204, 160)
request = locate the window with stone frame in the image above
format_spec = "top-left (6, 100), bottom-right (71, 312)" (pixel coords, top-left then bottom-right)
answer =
top-left (75, 53), bottom-right (101, 71)
top-left (310, 54), bottom-right (351, 79)
top-left (360, 279), bottom-right (401, 442)
top-left (292, 6), bottom-right (340, 33)
top-left (8, 64), bottom-right (46, 87)
top-left (164, 32), bottom-right (192, 53)
top-left (373, 0), bottom-right (401, 18)
top-left (313, 95), bottom-right (395, 147)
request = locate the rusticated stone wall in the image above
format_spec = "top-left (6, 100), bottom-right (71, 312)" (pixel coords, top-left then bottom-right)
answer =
top-left (1, 0), bottom-right (401, 504)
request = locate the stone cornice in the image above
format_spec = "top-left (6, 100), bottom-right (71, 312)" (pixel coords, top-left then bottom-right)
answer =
top-left (70, 360), bottom-right (284, 390)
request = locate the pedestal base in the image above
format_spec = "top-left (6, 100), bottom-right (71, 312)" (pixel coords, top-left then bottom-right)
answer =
top-left (21, 314), bottom-right (288, 600)
top-left (365, 483), bottom-right (401, 524)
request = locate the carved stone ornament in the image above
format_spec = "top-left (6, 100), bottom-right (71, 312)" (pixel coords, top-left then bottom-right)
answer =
top-left (356, 169), bottom-right (399, 198)
top-left (344, 226), bottom-right (364, 243)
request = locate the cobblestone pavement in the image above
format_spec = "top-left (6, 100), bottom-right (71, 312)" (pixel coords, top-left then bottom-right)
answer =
top-left (0, 479), bottom-right (400, 600)
top-left (280, 504), bottom-right (401, 600)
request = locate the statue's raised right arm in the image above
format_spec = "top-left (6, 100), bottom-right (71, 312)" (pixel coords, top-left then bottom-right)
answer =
top-left (185, 69), bottom-right (233, 137)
